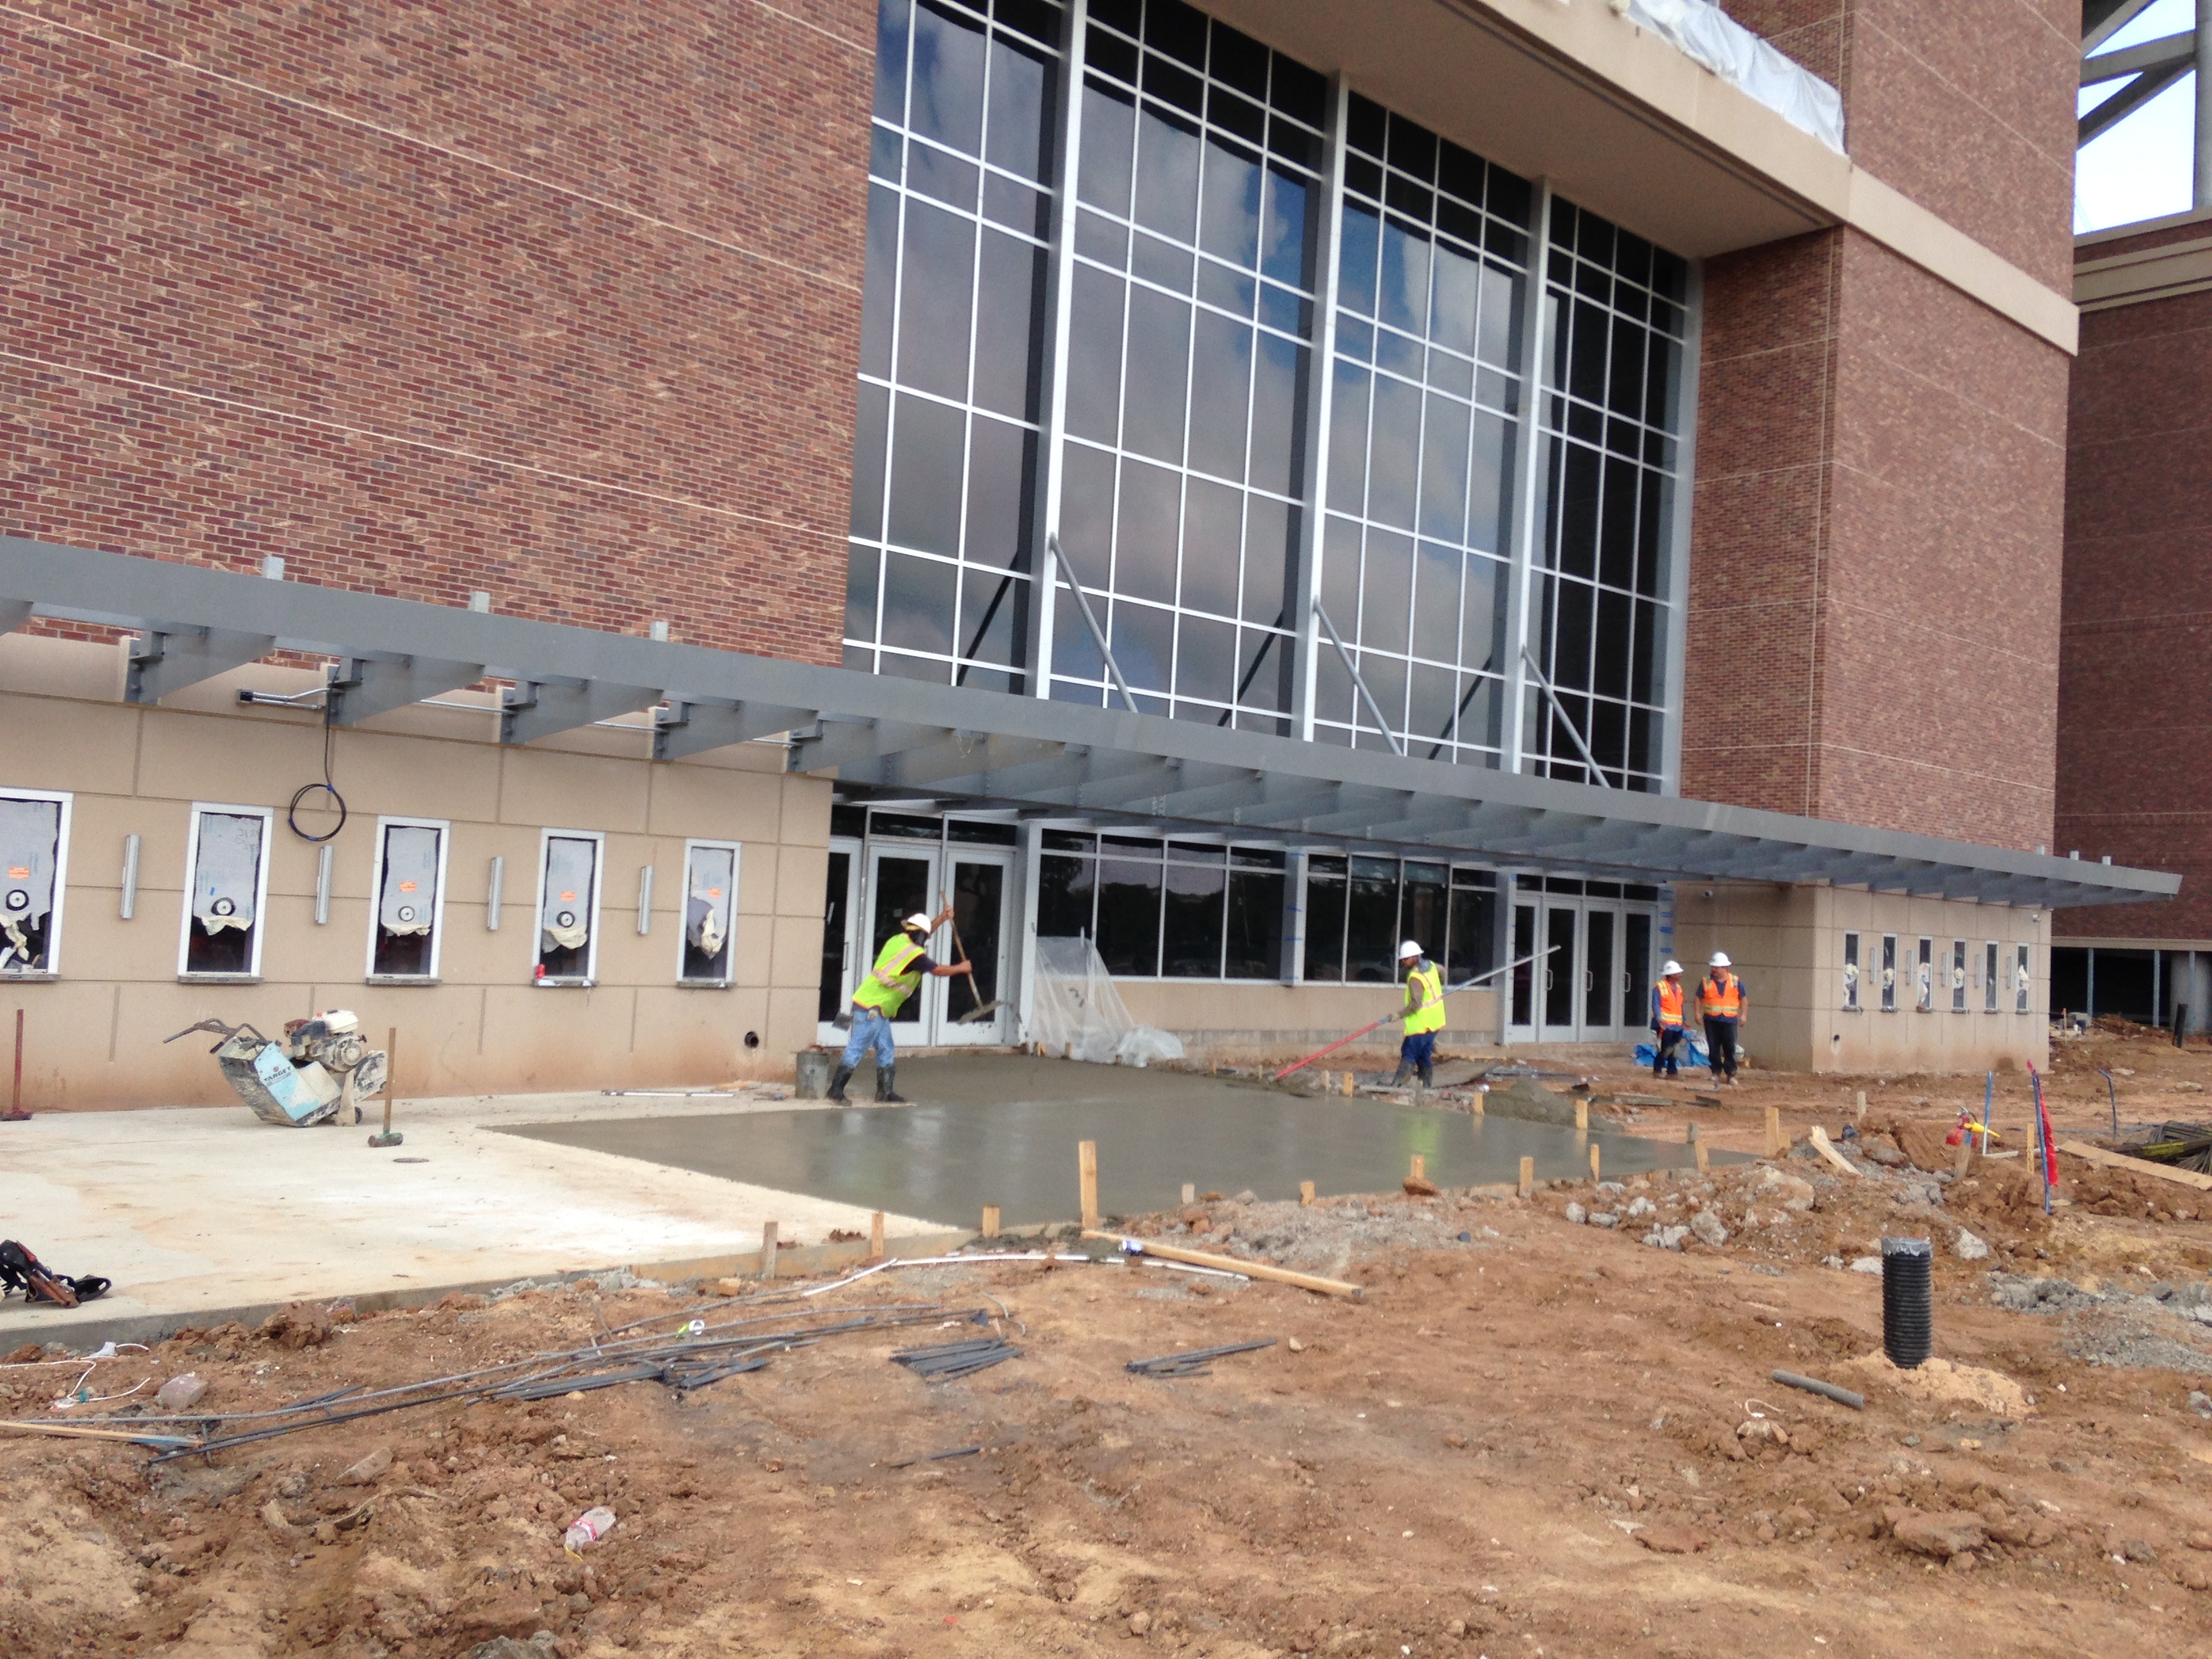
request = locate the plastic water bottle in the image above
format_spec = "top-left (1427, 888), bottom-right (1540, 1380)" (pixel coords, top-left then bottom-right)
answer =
top-left (562, 1507), bottom-right (617, 1554)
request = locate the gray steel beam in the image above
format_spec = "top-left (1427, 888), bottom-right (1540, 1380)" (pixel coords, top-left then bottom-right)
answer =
top-left (501, 678), bottom-right (662, 745)
top-left (2083, 29), bottom-right (2194, 84)
top-left (0, 538), bottom-right (2179, 911)
top-left (2081, 59), bottom-right (2191, 144)
top-left (325, 655), bottom-right (487, 726)
top-left (652, 697), bottom-right (819, 761)
top-left (2086, 0), bottom-right (2165, 52)
top-left (125, 628), bottom-right (279, 704)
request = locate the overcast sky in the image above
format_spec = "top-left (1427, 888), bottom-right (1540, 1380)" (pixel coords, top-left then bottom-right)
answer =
top-left (2077, 0), bottom-right (2199, 232)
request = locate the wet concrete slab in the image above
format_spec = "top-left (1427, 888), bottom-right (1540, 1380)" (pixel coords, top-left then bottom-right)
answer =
top-left (498, 1054), bottom-right (1744, 1229)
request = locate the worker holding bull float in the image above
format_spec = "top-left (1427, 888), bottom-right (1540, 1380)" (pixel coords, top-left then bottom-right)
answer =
top-left (1389, 939), bottom-right (1446, 1090)
top-left (826, 907), bottom-right (972, 1106)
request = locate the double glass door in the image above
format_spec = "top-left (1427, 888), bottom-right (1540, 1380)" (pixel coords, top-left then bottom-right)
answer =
top-left (819, 838), bottom-right (1013, 1048)
top-left (1507, 895), bottom-right (1654, 1044)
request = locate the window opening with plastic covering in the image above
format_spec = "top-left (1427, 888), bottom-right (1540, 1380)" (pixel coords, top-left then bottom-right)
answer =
top-left (2015, 943), bottom-right (2032, 1015)
top-left (1915, 935), bottom-right (1934, 1012)
top-left (1984, 940), bottom-right (2000, 1014)
top-left (1950, 938), bottom-right (1968, 1013)
top-left (680, 841), bottom-right (739, 985)
top-left (369, 821), bottom-right (445, 979)
top-left (536, 833), bottom-right (601, 985)
top-left (1879, 933), bottom-right (1898, 1012)
top-left (183, 808), bottom-right (268, 977)
top-left (0, 792), bottom-right (65, 975)
top-left (1029, 934), bottom-right (1185, 1066)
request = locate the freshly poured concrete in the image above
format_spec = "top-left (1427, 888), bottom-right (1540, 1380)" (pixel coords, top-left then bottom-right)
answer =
top-left (1, 1087), bottom-right (937, 1341)
top-left (501, 1054), bottom-right (1740, 1228)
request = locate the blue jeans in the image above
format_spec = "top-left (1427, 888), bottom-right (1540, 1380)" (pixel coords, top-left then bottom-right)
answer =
top-left (1399, 1031), bottom-right (1436, 1070)
top-left (842, 1006), bottom-right (895, 1069)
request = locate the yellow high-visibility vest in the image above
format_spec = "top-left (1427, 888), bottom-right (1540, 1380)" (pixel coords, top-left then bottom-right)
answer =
top-left (853, 933), bottom-right (925, 1016)
top-left (1402, 962), bottom-right (1446, 1036)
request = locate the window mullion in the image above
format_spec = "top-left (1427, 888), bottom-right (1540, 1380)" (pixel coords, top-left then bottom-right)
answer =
top-left (1029, 0), bottom-right (1091, 696)
top-left (1501, 180), bottom-right (1554, 776)
top-left (1291, 73), bottom-right (1349, 741)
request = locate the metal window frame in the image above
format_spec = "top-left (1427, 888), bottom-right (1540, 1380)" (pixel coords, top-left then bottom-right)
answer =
top-left (1950, 936), bottom-right (1967, 1013)
top-left (676, 838), bottom-right (743, 987)
top-left (1985, 938), bottom-right (2000, 1013)
top-left (532, 827), bottom-right (607, 988)
top-left (1915, 934), bottom-right (1935, 1011)
top-left (177, 801), bottom-right (275, 981)
top-left (2015, 941), bottom-right (2032, 1015)
top-left (1841, 927), bottom-right (1860, 1012)
top-left (1880, 932), bottom-right (1898, 1012)
top-left (363, 815), bottom-right (452, 983)
top-left (0, 785), bottom-right (72, 980)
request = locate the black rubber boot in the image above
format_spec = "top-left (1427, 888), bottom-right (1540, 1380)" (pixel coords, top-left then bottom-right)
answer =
top-left (825, 1063), bottom-right (854, 1104)
top-left (1418, 1061), bottom-right (1434, 1088)
top-left (1389, 1063), bottom-right (1413, 1089)
top-left (876, 1064), bottom-right (907, 1104)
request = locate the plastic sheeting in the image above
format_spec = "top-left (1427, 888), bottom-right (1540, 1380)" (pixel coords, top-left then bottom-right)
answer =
top-left (191, 812), bottom-right (264, 935)
top-left (377, 823), bottom-right (441, 937)
top-left (1625, 0), bottom-right (1845, 153)
top-left (1029, 936), bottom-right (1187, 1067)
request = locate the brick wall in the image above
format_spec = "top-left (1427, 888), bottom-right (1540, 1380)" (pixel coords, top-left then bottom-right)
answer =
top-left (2056, 272), bottom-right (2212, 940)
top-left (1721, 0), bottom-right (2077, 291)
top-left (1686, 228), bottom-right (2066, 850)
top-left (0, 0), bottom-right (873, 663)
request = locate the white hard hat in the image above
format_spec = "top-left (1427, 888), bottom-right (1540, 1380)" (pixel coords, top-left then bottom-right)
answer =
top-left (1398, 939), bottom-right (1423, 960)
top-left (903, 912), bottom-right (932, 931)
top-left (1662, 960), bottom-right (1683, 975)
top-left (1709, 951), bottom-right (1732, 968)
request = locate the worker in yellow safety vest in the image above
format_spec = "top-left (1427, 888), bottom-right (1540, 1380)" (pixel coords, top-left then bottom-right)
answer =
top-left (1696, 951), bottom-right (1747, 1086)
top-left (827, 906), bottom-right (972, 1105)
top-left (1389, 940), bottom-right (1446, 1090)
top-left (1650, 960), bottom-right (1687, 1078)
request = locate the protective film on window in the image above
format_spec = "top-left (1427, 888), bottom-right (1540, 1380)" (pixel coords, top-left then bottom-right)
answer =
top-left (0, 794), bottom-right (63, 973)
top-left (373, 823), bottom-right (443, 977)
top-left (2015, 943), bottom-right (2031, 1015)
top-left (1880, 934), bottom-right (1897, 1012)
top-left (1984, 941), bottom-right (1999, 1013)
top-left (1950, 939), bottom-right (1967, 1012)
top-left (538, 835), bottom-right (598, 981)
top-left (1841, 930), bottom-right (1858, 1012)
top-left (1914, 937), bottom-right (1933, 1011)
top-left (187, 811), bottom-right (265, 975)
top-left (681, 843), bottom-right (737, 984)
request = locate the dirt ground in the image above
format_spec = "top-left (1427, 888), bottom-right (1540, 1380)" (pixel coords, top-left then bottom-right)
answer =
top-left (4, 1025), bottom-right (2212, 1659)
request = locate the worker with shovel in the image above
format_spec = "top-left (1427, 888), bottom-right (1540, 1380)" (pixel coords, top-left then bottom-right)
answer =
top-left (827, 907), bottom-right (972, 1105)
top-left (1389, 940), bottom-right (1446, 1090)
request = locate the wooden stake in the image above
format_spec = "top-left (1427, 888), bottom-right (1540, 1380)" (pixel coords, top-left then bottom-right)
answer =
top-left (1470, 1086), bottom-right (1485, 1116)
top-left (981, 1204), bottom-right (1000, 1238)
top-left (2058, 1139), bottom-right (2212, 1193)
top-left (1694, 1141), bottom-right (1710, 1175)
top-left (759, 1220), bottom-right (779, 1279)
top-left (1082, 1231), bottom-right (1361, 1298)
top-left (1319, 1070), bottom-right (1332, 1092)
top-left (1589, 1143), bottom-right (1601, 1181)
top-left (1854, 1089), bottom-right (1867, 1122)
top-left (869, 1210), bottom-right (885, 1261)
top-left (1340, 1071), bottom-right (1355, 1097)
top-left (1950, 1135), bottom-right (1975, 1179)
top-left (1409, 1153), bottom-right (1425, 1181)
top-left (1299, 1179), bottom-right (1315, 1206)
top-left (1574, 1097), bottom-right (1588, 1132)
top-left (1685, 1120), bottom-right (1700, 1144)
top-left (1181, 1182), bottom-right (1195, 1205)
top-left (1517, 1155), bottom-right (1534, 1199)
top-left (1078, 1140), bottom-right (1099, 1229)
top-left (1764, 1106), bottom-right (1784, 1157)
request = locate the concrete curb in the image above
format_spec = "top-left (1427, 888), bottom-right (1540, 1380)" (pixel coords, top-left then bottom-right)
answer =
top-left (0, 1228), bottom-right (976, 1354)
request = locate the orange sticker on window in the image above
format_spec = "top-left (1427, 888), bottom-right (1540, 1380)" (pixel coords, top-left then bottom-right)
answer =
top-left (5, 867), bottom-right (26, 879)
top-left (560, 890), bottom-right (577, 902)
top-left (707, 888), bottom-right (722, 899)
top-left (398, 880), bottom-right (417, 893)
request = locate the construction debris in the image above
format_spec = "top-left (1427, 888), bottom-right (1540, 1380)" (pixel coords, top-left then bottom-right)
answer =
top-left (887, 1335), bottom-right (1021, 1382)
top-left (1125, 1338), bottom-right (1277, 1378)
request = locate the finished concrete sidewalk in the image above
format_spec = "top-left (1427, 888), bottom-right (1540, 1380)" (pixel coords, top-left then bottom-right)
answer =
top-left (0, 1087), bottom-right (942, 1347)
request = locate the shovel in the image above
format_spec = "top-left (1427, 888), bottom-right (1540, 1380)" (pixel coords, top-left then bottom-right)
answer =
top-left (939, 892), bottom-right (1004, 1025)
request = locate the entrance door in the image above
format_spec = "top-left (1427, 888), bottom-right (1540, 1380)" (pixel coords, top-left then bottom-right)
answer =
top-left (864, 845), bottom-right (939, 1040)
top-left (1620, 912), bottom-right (1653, 1034)
top-left (1540, 904), bottom-right (1580, 1040)
top-left (937, 851), bottom-right (1013, 1045)
top-left (817, 840), bottom-right (862, 1046)
top-left (1506, 901), bottom-right (1537, 1040)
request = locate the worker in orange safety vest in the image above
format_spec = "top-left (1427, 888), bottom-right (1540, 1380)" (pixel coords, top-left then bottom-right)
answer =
top-left (1649, 960), bottom-right (1686, 1078)
top-left (1697, 952), bottom-right (1747, 1086)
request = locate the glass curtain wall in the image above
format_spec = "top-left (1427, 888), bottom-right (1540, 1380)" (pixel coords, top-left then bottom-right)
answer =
top-left (1036, 830), bottom-right (1286, 977)
top-left (846, 0), bottom-right (1063, 689)
top-left (1525, 202), bottom-right (1689, 791)
top-left (846, 0), bottom-right (1694, 790)
top-left (1049, 0), bottom-right (1324, 729)
top-left (1303, 858), bottom-right (1495, 984)
top-left (1315, 96), bottom-right (1530, 764)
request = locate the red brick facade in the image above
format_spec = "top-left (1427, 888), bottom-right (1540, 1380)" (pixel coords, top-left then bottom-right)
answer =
top-left (2056, 223), bottom-right (2212, 940)
top-left (0, 0), bottom-right (872, 663)
top-left (1721, 0), bottom-right (2077, 292)
top-left (1685, 228), bottom-right (2067, 851)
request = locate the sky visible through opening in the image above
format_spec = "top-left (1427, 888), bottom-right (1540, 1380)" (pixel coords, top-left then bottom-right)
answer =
top-left (2078, 0), bottom-right (2200, 233)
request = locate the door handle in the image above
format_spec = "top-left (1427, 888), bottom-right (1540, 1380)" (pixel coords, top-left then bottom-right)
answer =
top-left (1544, 970), bottom-right (1553, 991)
top-left (1583, 970), bottom-right (1593, 991)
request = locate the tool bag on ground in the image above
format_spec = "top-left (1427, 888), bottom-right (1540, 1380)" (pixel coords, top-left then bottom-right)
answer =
top-left (0, 1240), bottom-right (109, 1307)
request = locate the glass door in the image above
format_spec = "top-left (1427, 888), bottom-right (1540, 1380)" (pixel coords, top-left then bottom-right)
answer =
top-left (1507, 900), bottom-right (1537, 1038)
top-left (937, 851), bottom-right (1012, 1046)
top-left (1621, 912), bottom-right (1653, 1033)
top-left (1540, 905), bottom-right (1579, 1040)
top-left (864, 846), bottom-right (940, 1040)
top-left (1584, 909), bottom-right (1615, 1038)
top-left (817, 839), bottom-right (862, 1045)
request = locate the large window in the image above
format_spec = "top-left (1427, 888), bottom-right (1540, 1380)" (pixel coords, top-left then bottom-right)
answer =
top-left (1316, 97), bottom-right (1528, 762)
top-left (0, 789), bottom-right (69, 977)
top-left (534, 831), bottom-right (605, 987)
top-left (1523, 203), bottom-right (1687, 792)
top-left (1050, 0), bottom-right (1322, 729)
top-left (1303, 857), bottom-right (1494, 984)
top-left (1036, 830), bottom-right (1283, 977)
top-left (846, 0), bottom-right (1063, 690)
top-left (679, 841), bottom-right (741, 986)
top-left (366, 818), bottom-right (449, 980)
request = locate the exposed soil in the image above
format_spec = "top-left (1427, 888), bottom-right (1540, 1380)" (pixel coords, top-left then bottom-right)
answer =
top-left (5, 1027), bottom-right (2212, 1659)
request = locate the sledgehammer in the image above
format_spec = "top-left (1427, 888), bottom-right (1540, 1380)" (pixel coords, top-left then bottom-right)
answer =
top-left (368, 1025), bottom-right (404, 1148)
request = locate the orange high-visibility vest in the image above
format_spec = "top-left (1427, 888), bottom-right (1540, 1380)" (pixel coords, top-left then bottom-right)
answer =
top-left (1654, 979), bottom-right (1684, 1030)
top-left (1699, 970), bottom-right (1743, 1020)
